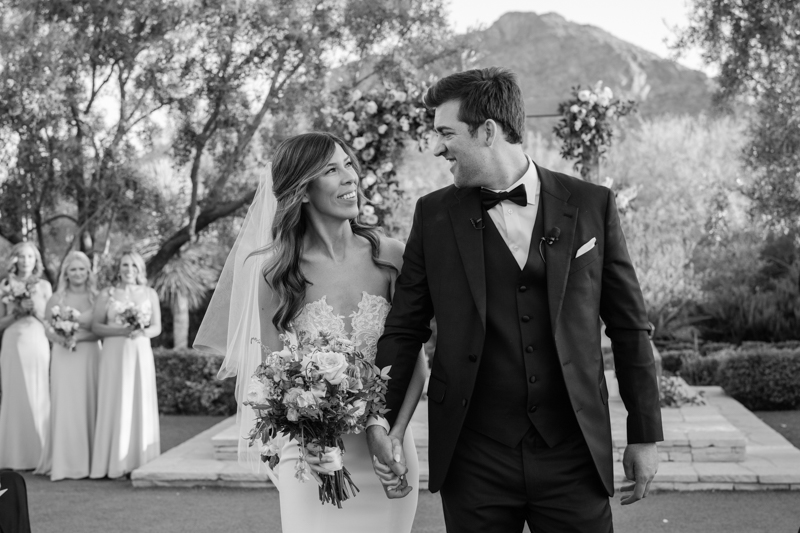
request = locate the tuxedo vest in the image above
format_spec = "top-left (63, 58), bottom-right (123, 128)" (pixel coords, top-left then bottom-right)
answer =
top-left (463, 198), bottom-right (579, 448)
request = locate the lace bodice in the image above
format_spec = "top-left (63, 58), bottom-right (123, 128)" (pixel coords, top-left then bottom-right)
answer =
top-left (291, 291), bottom-right (390, 362)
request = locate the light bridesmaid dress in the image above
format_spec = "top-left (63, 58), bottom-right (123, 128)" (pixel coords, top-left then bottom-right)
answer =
top-left (35, 300), bottom-right (101, 480)
top-left (0, 279), bottom-right (51, 470)
top-left (90, 289), bottom-right (160, 478)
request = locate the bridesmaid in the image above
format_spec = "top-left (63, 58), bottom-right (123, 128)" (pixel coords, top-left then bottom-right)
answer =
top-left (90, 250), bottom-right (162, 479)
top-left (35, 251), bottom-right (102, 480)
top-left (0, 242), bottom-right (52, 470)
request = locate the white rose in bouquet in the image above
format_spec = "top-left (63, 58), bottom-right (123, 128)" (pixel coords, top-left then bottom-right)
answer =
top-left (311, 351), bottom-right (349, 385)
top-left (343, 111), bottom-right (355, 122)
top-left (578, 90), bottom-right (591, 102)
top-left (364, 101), bottom-right (378, 114)
top-left (352, 137), bottom-right (367, 150)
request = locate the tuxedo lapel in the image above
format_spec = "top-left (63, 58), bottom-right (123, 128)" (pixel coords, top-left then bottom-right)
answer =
top-left (538, 165), bottom-right (579, 335)
top-left (448, 188), bottom-right (487, 330)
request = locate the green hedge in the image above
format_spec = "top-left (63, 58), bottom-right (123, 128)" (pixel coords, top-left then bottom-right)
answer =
top-left (681, 352), bottom-right (728, 386)
top-left (659, 349), bottom-right (696, 375)
top-left (154, 348), bottom-right (237, 416)
top-left (717, 349), bottom-right (800, 410)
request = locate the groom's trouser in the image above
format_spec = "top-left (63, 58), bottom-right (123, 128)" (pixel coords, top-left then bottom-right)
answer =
top-left (440, 425), bottom-right (612, 533)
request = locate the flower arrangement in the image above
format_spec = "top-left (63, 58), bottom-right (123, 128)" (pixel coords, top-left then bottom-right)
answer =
top-left (246, 331), bottom-right (391, 508)
top-left (0, 275), bottom-right (39, 318)
top-left (319, 85), bottom-right (434, 227)
top-left (49, 305), bottom-right (82, 351)
top-left (554, 81), bottom-right (636, 182)
top-left (116, 303), bottom-right (151, 333)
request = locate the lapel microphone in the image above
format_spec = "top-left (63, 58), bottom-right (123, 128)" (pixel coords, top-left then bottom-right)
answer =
top-left (470, 218), bottom-right (485, 230)
top-left (545, 227), bottom-right (561, 245)
top-left (538, 227), bottom-right (561, 264)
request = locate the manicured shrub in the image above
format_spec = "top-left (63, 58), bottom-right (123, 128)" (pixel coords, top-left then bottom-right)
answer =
top-left (154, 348), bottom-right (236, 416)
top-left (659, 349), bottom-right (697, 374)
top-left (698, 342), bottom-right (736, 355)
top-left (717, 349), bottom-right (800, 410)
top-left (680, 351), bottom-right (728, 386)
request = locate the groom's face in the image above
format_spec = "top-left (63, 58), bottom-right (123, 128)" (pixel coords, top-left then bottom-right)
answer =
top-left (433, 99), bottom-right (489, 188)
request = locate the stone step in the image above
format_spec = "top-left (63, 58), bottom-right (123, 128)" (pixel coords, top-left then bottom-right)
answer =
top-left (211, 416), bottom-right (430, 462)
top-left (134, 390), bottom-right (800, 491)
top-left (609, 391), bottom-right (747, 462)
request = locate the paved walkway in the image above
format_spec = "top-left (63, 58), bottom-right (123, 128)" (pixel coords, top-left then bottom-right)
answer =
top-left (132, 387), bottom-right (800, 491)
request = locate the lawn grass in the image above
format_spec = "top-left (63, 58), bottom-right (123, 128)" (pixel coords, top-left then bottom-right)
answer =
top-left (754, 410), bottom-right (800, 448)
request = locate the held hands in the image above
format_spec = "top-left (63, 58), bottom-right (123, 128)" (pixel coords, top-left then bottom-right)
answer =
top-left (620, 442), bottom-right (659, 505)
top-left (366, 425), bottom-right (412, 499)
top-left (20, 298), bottom-right (34, 312)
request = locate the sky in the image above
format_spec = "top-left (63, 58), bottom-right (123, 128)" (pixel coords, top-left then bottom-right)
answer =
top-left (445, 0), bottom-right (710, 73)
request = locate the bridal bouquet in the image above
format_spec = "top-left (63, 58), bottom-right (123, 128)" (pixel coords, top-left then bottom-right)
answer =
top-left (1, 275), bottom-right (38, 318)
top-left (116, 303), bottom-right (151, 333)
top-left (49, 305), bottom-right (82, 351)
top-left (246, 332), bottom-right (391, 508)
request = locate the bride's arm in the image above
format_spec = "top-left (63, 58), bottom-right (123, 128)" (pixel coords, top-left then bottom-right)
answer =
top-left (381, 236), bottom-right (429, 439)
top-left (387, 349), bottom-right (428, 440)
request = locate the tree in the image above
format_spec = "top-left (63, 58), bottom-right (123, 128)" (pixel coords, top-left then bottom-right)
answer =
top-left (0, 0), bottom-right (185, 268)
top-left (0, 0), bottom-right (454, 279)
top-left (146, 0), bottom-right (454, 276)
top-left (672, 0), bottom-right (800, 230)
top-left (151, 247), bottom-right (217, 348)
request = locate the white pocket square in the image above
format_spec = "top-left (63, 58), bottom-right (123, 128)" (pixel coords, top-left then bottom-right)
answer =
top-left (575, 238), bottom-right (596, 258)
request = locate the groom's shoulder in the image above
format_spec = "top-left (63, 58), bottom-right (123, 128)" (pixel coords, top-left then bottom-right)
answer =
top-left (539, 166), bottom-right (611, 204)
top-left (417, 184), bottom-right (458, 207)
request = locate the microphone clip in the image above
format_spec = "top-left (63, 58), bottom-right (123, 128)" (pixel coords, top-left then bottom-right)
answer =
top-left (538, 227), bottom-right (561, 264)
top-left (545, 227), bottom-right (561, 246)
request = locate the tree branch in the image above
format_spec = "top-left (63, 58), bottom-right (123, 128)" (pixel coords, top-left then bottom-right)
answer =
top-left (146, 188), bottom-right (257, 276)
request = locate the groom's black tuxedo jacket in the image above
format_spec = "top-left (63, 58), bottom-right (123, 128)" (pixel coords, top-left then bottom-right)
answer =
top-left (376, 163), bottom-right (663, 495)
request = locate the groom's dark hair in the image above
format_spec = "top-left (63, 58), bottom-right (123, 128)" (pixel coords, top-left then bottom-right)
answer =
top-left (424, 67), bottom-right (525, 144)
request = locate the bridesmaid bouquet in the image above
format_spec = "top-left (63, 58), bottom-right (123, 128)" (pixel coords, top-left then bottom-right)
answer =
top-left (246, 332), bottom-right (391, 508)
top-left (49, 305), bottom-right (82, 351)
top-left (117, 303), bottom-right (151, 334)
top-left (0, 275), bottom-right (38, 318)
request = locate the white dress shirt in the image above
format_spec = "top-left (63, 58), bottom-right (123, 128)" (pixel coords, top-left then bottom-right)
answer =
top-left (484, 156), bottom-right (541, 269)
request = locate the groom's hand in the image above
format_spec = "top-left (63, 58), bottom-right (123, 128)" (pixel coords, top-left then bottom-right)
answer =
top-left (620, 442), bottom-right (659, 505)
top-left (367, 425), bottom-right (411, 499)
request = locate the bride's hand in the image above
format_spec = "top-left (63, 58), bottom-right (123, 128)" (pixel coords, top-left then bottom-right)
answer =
top-left (304, 443), bottom-right (335, 477)
top-left (367, 427), bottom-right (412, 498)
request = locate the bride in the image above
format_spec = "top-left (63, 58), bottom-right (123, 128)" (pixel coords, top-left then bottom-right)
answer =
top-left (196, 132), bottom-right (427, 531)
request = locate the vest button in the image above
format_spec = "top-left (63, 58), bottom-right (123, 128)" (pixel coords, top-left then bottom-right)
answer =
top-left (468, 354), bottom-right (478, 362)
top-left (526, 345), bottom-right (534, 353)
top-left (462, 399), bottom-right (468, 407)
top-left (529, 375), bottom-right (537, 383)
top-left (529, 405), bottom-right (537, 413)
top-left (521, 315), bottom-right (530, 322)
top-left (519, 285), bottom-right (527, 292)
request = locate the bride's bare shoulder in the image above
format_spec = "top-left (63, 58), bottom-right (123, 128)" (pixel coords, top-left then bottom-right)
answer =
top-left (378, 235), bottom-right (405, 271)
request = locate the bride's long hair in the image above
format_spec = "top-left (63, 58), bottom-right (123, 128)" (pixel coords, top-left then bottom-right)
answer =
top-left (260, 132), bottom-right (395, 331)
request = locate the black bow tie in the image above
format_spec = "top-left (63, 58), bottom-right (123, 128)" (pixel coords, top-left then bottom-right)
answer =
top-left (481, 184), bottom-right (527, 210)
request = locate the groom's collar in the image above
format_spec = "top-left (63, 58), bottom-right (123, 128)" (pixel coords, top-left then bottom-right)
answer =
top-left (451, 157), bottom-right (570, 204)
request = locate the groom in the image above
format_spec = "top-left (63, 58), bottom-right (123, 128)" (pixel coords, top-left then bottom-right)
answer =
top-left (367, 67), bottom-right (663, 532)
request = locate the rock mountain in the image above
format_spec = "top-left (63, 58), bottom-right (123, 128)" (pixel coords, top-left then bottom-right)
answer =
top-left (470, 12), bottom-right (713, 122)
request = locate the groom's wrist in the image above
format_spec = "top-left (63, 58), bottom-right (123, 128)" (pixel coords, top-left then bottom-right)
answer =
top-left (366, 416), bottom-right (391, 433)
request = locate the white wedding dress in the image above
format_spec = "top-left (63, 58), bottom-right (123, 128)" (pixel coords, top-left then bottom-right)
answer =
top-left (276, 291), bottom-right (419, 532)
